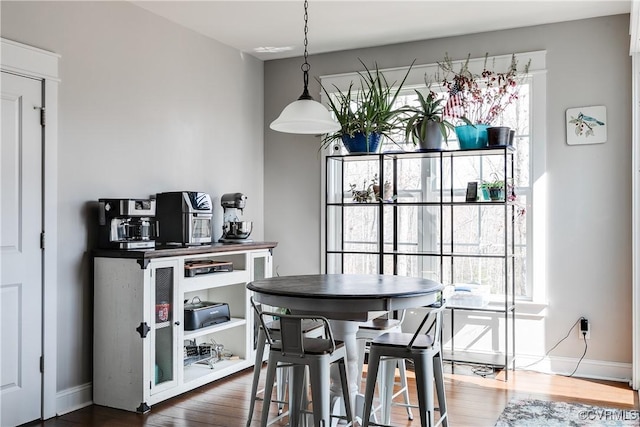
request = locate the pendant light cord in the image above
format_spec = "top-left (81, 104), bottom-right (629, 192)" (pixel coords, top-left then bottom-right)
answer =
top-left (299, 0), bottom-right (312, 100)
top-left (269, 0), bottom-right (339, 133)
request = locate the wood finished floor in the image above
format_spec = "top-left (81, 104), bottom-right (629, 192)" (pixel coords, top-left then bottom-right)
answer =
top-left (28, 365), bottom-right (638, 427)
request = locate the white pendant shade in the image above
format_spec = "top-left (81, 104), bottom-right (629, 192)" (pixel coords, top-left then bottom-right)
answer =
top-left (270, 98), bottom-right (340, 134)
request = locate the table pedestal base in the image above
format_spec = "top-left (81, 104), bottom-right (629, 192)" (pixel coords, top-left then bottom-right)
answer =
top-left (329, 320), bottom-right (360, 424)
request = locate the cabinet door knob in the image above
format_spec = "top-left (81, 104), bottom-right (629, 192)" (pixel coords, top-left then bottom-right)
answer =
top-left (174, 321), bottom-right (181, 326)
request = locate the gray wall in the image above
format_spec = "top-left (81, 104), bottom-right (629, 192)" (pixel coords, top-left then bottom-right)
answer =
top-left (264, 15), bottom-right (632, 365)
top-left (0, 0), bottom-right (632, 398)
top-left (1, 1), bottom-right (264, 392)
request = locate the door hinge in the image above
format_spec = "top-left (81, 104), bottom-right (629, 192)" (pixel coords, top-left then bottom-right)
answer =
top-left (40, 356), bottom-right (44, 373)
top-left (33, 106), bottom-right (45, 126)
top-left (40, 232), bottom-right (45, 249)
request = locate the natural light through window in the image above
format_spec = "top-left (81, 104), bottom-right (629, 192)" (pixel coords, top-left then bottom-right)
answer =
top-left (322, 52), bottom-right (546, 302)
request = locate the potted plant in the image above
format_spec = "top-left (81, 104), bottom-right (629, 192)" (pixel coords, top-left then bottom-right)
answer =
top-left (349, 174), bottom-right (378, 203)
top-left (480, 173), bottom-right (506, 201)
top-left (437, 53), bottom-right (530, 149)
top-left (482, 181), bottom-right (505, 201)
top-left (401, 89), bottom-right (455, 151)
top-left (321, 59), bottom-right (414, 153)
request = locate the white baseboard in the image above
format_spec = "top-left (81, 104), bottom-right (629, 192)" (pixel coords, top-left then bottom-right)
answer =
top-left (56, 382), bottom-right (93, 416)
top-left (516, 354), bottom-right (633, 383)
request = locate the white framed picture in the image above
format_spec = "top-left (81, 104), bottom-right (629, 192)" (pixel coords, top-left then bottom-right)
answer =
top-left (566, 105), bottom-right (607, 145)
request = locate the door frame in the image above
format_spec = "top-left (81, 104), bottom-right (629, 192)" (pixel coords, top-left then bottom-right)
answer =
top-left (1, 37), bottom-right (60, 420)
top-left (631, 1), bottom-right (640, 396)
top-left (633, 52), bottom-right (640, 394)
top-left (633, 49), bottom-right (640, 395)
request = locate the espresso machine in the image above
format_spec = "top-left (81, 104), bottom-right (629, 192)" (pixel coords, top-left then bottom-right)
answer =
top-left (219, 193), bottom-right (253, 243)
top-left (98, 198), bottom-right (157, 249)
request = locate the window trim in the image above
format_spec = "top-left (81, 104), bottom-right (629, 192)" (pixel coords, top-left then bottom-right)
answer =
top-left (319, 51), bottom-right (547, 303)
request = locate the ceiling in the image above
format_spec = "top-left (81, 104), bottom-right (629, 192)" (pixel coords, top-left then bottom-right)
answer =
top-left (132, 0), bottom-right (631, 61)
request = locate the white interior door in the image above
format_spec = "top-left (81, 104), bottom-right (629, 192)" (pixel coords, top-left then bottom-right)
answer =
top-left (1, 71), bottom-right (44, 426)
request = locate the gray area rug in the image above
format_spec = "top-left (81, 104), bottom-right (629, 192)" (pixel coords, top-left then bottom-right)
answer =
top-left (495, 399), bottom-right (640, 426)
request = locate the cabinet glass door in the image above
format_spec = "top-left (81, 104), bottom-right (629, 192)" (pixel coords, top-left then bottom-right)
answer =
top-left (151, 261), bottom-right (178, 394)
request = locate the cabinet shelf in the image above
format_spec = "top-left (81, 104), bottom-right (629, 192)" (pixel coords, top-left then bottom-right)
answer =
top-left (182, 270), bottom-right (250, 293)
top-left (326, 145), bottom-right (515, 162)
top-left (327, 200), bottom-right (513, 207)
top-left (183, 317), bottom-right (246, 340)
top-left (183, 357), bottom-right (248, 384)
top-left (183, 354), bottom-right (217, 367)
top-left (443, 349), bottom-right (515, 369)
top-left (442, 252), bottom-right (518, 259)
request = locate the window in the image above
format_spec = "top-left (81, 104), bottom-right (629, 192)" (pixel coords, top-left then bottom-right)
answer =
top-left (321, 52), bottom-right (546, 301)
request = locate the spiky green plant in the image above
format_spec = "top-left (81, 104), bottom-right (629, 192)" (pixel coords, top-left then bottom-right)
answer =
top-left (401, 90), bottom-right (455, 145)
top-left (320, 59), bottom-right (414, 150)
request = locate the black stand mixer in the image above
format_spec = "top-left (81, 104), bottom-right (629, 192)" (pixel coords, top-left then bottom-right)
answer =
top-left (219, 193), bottom-right (253, 243)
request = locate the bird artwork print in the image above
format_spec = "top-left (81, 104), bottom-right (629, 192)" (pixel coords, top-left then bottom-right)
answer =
top-left (568, 112), bottom-right (605, 137)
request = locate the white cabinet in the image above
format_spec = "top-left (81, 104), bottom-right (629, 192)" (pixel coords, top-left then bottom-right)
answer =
top-left (93, 243), bottom-right (275, 412)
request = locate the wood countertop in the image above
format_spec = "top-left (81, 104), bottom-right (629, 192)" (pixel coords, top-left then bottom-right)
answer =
top-left (92, 241), bottom-right (277, 262)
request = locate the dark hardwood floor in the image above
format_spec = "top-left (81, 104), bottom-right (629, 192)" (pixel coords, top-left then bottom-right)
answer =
top-left (29, 364), bottom-right (638, 427)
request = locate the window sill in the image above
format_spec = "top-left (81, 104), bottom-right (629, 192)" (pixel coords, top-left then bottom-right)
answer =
top-left (514, 300), bottom-right (548, 318)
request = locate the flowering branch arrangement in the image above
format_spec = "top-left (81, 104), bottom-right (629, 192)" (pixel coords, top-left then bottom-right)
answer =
top-left (438, 53), bottom-right (530, 125)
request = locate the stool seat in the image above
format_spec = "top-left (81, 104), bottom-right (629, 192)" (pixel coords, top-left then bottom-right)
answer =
top-left (358, 318), bottom-right (402, 331)
top-left (373, 332), bottom-right (435, 349)
top-left (270, 338), bottom-right (344, 355)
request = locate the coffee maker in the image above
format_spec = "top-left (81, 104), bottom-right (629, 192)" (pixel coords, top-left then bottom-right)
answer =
top-left (155, 192), bottom-right (213, 246)
top-left (98, 198), bottom-right (157, 249)
top-left (219, 193), bottom-right (253, 243)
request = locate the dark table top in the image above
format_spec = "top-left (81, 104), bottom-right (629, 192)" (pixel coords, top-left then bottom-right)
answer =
top-left (247, 274), bottom-right (443, 321)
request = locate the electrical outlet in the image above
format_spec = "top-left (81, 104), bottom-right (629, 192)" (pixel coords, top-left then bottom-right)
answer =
top-left (579, 317), bottom-right (590, 339)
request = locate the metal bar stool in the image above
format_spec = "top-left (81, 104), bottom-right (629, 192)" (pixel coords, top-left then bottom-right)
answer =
top-left (362, 300), bottom-right (448, 427)
top-left (246, 302), bottom-right (324, 427)
top-left (357, 310), bottom-right (413, 424)
top-left (252, 298), bottom-right (354, 427)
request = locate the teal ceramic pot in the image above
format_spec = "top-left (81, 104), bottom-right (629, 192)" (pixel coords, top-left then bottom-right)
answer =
top-left (341, 132), bottom-right (382, 153)
top-left (455, 124), bottom-right (490, 149)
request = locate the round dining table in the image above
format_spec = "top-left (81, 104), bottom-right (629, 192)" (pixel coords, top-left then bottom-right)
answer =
top-left (247, 273), bottom-right (443, 424)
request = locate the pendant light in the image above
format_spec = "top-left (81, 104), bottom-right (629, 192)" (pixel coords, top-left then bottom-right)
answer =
top-left (269, 0), bottom-right (340, 135)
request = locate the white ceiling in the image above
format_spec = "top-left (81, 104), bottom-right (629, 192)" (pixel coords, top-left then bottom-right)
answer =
top-left (132, 0), bottom-right (631, 61)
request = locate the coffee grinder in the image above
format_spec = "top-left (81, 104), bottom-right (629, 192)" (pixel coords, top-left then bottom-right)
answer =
top-left (219, 193), bottom-right (253, 243)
